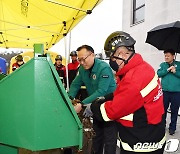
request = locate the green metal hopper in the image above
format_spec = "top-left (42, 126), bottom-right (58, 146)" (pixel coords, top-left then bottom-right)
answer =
top-left (0, 54), bottom-right (82, 151)
top-left (0, 73), bottom-right (6, 80)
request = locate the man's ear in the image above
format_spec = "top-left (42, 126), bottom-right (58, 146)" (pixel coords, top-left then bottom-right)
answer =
top-left (91, 53), bottom-right (95, 57)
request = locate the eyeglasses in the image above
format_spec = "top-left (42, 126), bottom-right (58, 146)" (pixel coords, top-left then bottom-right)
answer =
top-left (78, 53), bottom-right (92, 63)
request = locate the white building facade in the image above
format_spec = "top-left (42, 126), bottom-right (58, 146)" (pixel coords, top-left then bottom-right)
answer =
top-left (122, 0), bottom-right (180, 70)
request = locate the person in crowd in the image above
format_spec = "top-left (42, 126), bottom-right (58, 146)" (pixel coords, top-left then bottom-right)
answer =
top-left (54, 55), bottom-right (66, 87)
top-left (12, 55), bottom-right (24, 71)
top-left (69, 45), bottom-right (117, 154)
top-left (91, 31), bottom-right (166, 154)
top-left (157, 49), bottom-right (180, 135)
top-left (95, 53), bottom-right (103, 60)
top-left (68, 51), bottom-right (80, 86)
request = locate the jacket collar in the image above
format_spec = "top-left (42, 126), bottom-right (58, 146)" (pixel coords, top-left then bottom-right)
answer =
top-left (116, 53), bottom-right (143, 76)
top-left (167, 59), bottom-right (175, 66)
top-left (91, 58), bottom-right (99, 73)
top-left (85, 58), bottom-right (98, 73)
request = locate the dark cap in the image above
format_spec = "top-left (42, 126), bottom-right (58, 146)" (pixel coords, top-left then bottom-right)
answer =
top-left (15, 55), bottom-right (23, 61)
top-left (70, 51), bottom-right (77, 56)
top-left (55, 55), bottom-right (62, 61)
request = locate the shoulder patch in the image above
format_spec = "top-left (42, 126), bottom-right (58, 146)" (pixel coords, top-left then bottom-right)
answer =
top-left (92, 74), bottom-right (96, 80)
top-left (102, 75), bottom-right (109, 78)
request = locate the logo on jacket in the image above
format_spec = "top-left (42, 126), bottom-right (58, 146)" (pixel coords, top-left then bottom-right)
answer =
top-left (102, 75), bottom-right (109, 78)
top-left (92, 74), bottom-right (96, 80)
top-left (153, 85), bottom-right (163, 102)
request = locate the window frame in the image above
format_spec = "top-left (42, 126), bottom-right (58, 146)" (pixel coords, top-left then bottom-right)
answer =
top-left (132, 0), bottom-right (145, 25)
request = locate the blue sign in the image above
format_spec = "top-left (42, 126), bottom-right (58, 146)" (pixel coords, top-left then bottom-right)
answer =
top-left (0, 57), bottom-right (7, 74)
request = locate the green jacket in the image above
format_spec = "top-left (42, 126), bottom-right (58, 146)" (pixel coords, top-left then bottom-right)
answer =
top-left (69, 58), bottom-right (116, 104)
top-left (157, 60), bottom-right (180, 92)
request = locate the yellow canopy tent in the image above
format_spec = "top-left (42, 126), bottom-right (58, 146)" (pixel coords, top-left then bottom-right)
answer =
top-left (0, 0), bottom-right (102, 49)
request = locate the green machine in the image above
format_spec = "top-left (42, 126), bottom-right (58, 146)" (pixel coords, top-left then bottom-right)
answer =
top-left (0, 73), bottom-right (6, 80)
top-left (0, 44), bottom-right (82, 153)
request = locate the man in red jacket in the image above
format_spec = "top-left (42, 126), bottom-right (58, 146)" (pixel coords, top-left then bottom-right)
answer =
top-left (54, 55), bottom-right (66, 87)
top-left (12, 55), bottom-right (24, 71)
top-left (91, 31), bottom-right (166, 153)
top-left (68, 51), bottom-right (80, 86)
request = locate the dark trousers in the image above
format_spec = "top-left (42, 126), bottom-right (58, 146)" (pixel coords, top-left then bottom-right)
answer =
top-left (163, 91), bottom-right (180, 131)
top-left (92, 120), bottom-right (118, 154)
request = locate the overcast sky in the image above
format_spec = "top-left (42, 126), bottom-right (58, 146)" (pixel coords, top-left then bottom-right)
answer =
top-left (50, 0), bottom-right (123, 57)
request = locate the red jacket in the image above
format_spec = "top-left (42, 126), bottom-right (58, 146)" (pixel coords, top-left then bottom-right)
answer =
top-left (100, 54), bottom-right (165, 152)
top-left (12, 62), bottom-right (24, 71)
top-left (68, 60), bottom-right (79, 71)
top-left (54, 63), bottom-right (66, 78)
top-left (68, 60), bottom-right (79, 85)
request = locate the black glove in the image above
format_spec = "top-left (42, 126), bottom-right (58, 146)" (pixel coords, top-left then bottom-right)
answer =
top-left (92, 96), bottom-right (106, 104)
top-left (90, 97), bottom-right (106, 122)
top-left (104, 93), bottom-right (114, 101)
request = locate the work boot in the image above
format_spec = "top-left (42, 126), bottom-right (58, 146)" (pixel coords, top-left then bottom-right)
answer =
top-left (169, 129), bottom-right (175, 135)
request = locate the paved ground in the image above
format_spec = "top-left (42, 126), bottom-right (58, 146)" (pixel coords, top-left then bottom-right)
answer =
top-left (164, 112), bottom-right (180, 154)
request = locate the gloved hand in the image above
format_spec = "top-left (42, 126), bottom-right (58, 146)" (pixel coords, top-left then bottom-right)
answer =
top-left (71, 99), bottom-right (81, 106)
top-left (92, 96), bottom-right (106, 105)
top-left (83, 104), bottom-right (93, 117)
top-left (104, 93), bottom-right (114, 101)
top-left (69, 97), bottom-right (82, 113)
top-left (74, 103), bottom-right (82, 113)
top-left (90, 97), bottom-right (106, 122)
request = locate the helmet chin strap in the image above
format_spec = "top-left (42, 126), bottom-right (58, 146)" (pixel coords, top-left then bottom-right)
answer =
top-left (124, 52), bottom-right (135, 64)
top-left (118, 61), bottom-right (124, 68)
top-left (112, 51), bottom-right (135, 66)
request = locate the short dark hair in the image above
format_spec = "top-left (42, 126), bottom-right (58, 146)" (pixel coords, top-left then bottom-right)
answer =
top-left (164, 49), bottom-right (175, 55)
top-left (76, 45), bottom-right (94, 53)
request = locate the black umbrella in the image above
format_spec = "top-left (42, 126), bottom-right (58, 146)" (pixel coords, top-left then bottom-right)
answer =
top-left (146, 21), bottom-right (180, 53)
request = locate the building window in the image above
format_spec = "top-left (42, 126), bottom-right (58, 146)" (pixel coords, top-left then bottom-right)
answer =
top-left (132, 0), bottom-right (145, 24)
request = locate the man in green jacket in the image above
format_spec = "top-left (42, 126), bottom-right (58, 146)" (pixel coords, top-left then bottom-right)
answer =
top-left (69, 45), bottom-right (117, 154)
top-left (157, 49), bottom-right (180, 135)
